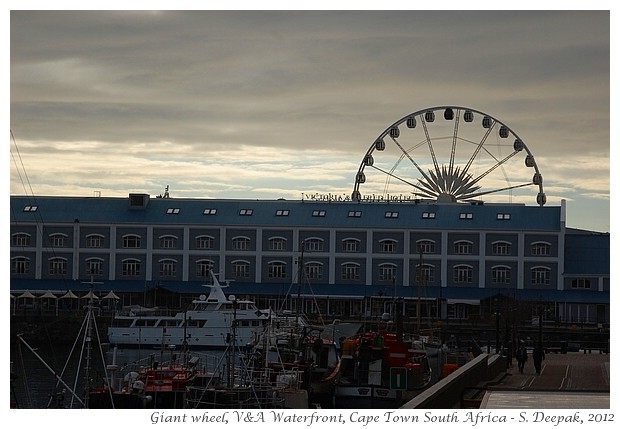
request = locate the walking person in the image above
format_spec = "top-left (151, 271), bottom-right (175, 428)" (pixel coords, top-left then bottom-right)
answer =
top-left (533, 342), bottom-right (545, 375)
top-left (516, 342), bottom-right (528, 374)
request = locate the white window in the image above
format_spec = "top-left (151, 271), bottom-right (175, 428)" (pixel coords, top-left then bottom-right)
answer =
top-left (459, 213), bottom-right (473, 220)
top-left (196, 235), bottom-right (215, 250)
top-left (341, 263), bottom-right (360, 280)
top-left (86, 258), bottom-right (104, 276)
top-left (276, 209), bottom-right (290, 216)
top-left (416, 240), bottom-right (435, 254)
top-left (348, 211), bottom-right (362, 218)
top-left (380, 239), bottom-right (397, 253)
top-left (23, 205), bottom-right (38, 212)
top-left (196, 260), bottom-right (214, 278)
top-left (385, 211), bottom-right (399, 218)
top-left (268, 261), bottom-right (287, 279)
top-left (304, 238), bottom-right (324, 252)
top-left (86, 234), bottom-right (104, 248)
top-left (422, 212), bottom-right (436, 219)
top-left (491, 266), bottom-right (511, 284)
top-left (312, 210), bottom-right (326, 217)
top-left (414, 264), bottom-right (435, 284)
top-left (49, 257), bottom-right (68, 275)
top-left (492, 241), bottom-right (511, 255)
top-left (122, 259), bottom-right (141, 276)
top-left (571, 278), bottom-right (591, 289)
top-left (531, 267), bottom-right (551, 286)
top-left (232, 260), bottom-right (250, 278)
top-left (378, 263), bottom-right (397, 282)
top-left (305, 262), bottom-right (323, 280)
top-left (12, 233), bottom-right (31, 247)
top-left (454, 240), bottom-right (473, 255)
top-left (239, 209), bottom-right (254, 216)
top-left (342, 238), bottom-right (361, 252)
top-left (453, 265), bottom-right (473, 283)
top-left (496, 213), bottom-right (511, 220)
top-left (49, 233), bottom-right (68, 247)
top-left (159, 235), bottom-right (178, 249)
top-left (531, 241), bottom-right (551, 256)
top-left (203, 208), bottom-right (217, 215)
top-left (269, 237), bottom-right (287, 251)
top-left (122, 234), bottom-right (141, 248)
top-left (159, 259), bottom-right (177, 277)
top-left (232, 236), bottom-right (251, 251)
top-left (11, 257), bottom-right (30, 274)
top-left (166, 208), bottom-right (180, 214)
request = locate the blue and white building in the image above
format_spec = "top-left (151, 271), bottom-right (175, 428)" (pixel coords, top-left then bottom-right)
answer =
top-left (10, 193), bottom-right (609, 325)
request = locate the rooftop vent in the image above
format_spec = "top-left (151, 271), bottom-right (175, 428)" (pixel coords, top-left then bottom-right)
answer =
top-left (129, 193), bottom-right (150, 209)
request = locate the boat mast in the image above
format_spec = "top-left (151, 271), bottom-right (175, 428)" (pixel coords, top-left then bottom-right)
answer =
top-left (82, 273), bottom-right (100, 409)
top-left (295, 240), bottom-right (305, 328)
top-left (16, 334), bottom-right (85, 407)
top-left (227, 292), bottom-right (238, 388)
top-left (417, 249), bottom-right (424, 334)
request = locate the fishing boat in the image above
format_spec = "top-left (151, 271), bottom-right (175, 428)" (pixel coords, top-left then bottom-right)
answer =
top-left (184, 305), bottom-right (308, 409)
top-left (333, 329), bottom-right (433, 409)
top-left (107, 271), bottom-right (269, 349)
top-left (250, 318), bottom-right (343, 408)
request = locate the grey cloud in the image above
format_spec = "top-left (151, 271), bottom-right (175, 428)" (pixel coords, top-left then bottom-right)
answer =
top-left (9, 10), bottom-right (610, 231)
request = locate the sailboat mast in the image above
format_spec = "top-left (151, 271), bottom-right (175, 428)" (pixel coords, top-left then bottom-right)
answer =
top-left (82, 274), bottom-right (97, 408)
top-left (295, 240), bottom-right (305, 328)
top-left (417, 249), bottom-right (424, 333)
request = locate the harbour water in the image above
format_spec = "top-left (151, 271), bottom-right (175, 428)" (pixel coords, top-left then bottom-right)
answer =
top-left (10, 341), bottom-right (226, 409)
top-left (11, 340), bottom-right (447, 410)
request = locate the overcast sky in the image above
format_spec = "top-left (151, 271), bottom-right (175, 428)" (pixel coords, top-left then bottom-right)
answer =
top-left (8, 9), bottom-right (611, 232)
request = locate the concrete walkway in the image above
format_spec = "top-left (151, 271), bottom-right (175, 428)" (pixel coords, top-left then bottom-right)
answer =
top-left (480, 351), bottom-right (610, 408)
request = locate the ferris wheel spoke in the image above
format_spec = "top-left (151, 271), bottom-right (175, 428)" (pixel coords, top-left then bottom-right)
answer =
top-left (467, 151), bottom-right (519, 189)
top-left (449, 110), bottom-right (461, 173)
top-left (369, 164), bottom-right (430, 195)
top-left (462, 121), bottom-right (496, 176)
top-left (390, 136), bottom-right (436, 186)
top-left (462, 182), bottom-right (534, 200)
top-left (421, 116), bottom-right (441, 176)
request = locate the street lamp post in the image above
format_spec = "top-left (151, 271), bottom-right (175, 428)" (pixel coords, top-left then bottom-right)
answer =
top-left (494, 296), bottom-right (501, 354)
top-left (538, 296), bottom-right (544, 347)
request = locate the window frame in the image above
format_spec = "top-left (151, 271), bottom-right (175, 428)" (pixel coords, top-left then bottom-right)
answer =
top-left (453, 264), bottom-right (473, 283)
top-left (454, 240), bottom-right (473, 255)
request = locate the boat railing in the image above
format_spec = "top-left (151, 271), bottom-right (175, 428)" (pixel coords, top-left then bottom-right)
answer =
top-left (114, 306), bottom-right (177, 317)
top-left (117, 350), bottom-right (222, 376)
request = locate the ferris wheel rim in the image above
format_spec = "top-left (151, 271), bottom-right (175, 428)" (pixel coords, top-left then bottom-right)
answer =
top-left (352, 105), bottom-right (546, 206)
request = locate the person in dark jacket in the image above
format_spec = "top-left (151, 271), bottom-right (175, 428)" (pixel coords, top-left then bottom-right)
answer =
top-left (532, 343), bottom-right (545, 374)
top-left (516, 342), bottom-right (528, 373)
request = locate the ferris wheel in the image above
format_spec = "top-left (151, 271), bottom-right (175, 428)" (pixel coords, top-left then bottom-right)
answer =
top-left (351, 106), bottom-right (546, 206)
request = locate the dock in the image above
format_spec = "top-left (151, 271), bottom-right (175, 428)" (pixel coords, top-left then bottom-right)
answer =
top-left (480, 351), bottom-right (610, 408)
top-left (402, 351), bottom-right (610, 409)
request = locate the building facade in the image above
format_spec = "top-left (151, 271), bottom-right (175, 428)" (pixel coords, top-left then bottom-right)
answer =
top-left (10, 193), bottom-right (609, 326)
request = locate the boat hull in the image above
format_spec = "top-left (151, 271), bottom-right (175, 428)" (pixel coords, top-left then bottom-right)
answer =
top-left (333, 384), bottom-right (416, 409)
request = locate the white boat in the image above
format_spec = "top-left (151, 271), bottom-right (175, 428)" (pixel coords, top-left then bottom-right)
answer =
top-left (107, 272), bottom-right (269, 349)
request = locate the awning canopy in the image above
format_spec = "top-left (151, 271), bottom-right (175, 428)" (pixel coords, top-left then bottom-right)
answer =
top-left (82, 291), bottom-right (99, 300)
top-left (60, 290), bottom-right (79, 299)
top-left (102, 291), bottom-right (120, 300)
top-left (17, 290), bottom-right (36, 299)
top-left (39, 290), bottom-right (58, 299)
